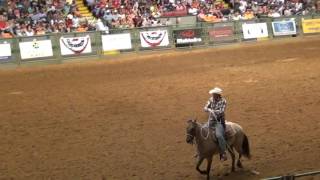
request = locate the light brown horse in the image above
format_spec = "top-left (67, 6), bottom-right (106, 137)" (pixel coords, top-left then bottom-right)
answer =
top-left (186, 119), bottom-right (251, 180)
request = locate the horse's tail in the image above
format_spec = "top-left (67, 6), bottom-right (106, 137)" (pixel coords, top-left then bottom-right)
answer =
top-left (242, 134), bottom-right (251, 159)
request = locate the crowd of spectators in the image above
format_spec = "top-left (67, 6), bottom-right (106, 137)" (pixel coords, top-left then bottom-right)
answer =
top-left (91, 0), bottom-right (320, 27)
top-left (0, 0), bottom-right (319, 38)
top-left (0, 0), bottom-right (100, 38)
top-left (197, 0), bottom-right (320, 22)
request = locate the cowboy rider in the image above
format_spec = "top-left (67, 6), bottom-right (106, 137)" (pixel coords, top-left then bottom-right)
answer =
top-left (204, 87), bottom-right (228, 161)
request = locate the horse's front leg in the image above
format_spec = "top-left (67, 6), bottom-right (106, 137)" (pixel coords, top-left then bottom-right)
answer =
top-left (206, 157), bottom-right (213, 180)
top-left (196, 157), bottom-right (207, 175)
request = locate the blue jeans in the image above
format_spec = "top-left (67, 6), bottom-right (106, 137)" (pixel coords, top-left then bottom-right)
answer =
top-left (215, 123), bottom-right (226, 154)
top-left (208, 121), bottom-right (226, 154)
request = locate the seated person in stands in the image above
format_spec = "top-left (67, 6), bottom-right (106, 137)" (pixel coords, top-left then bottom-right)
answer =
top-left (210, 4), bottom-right (224, 18)
top-left (232, 11), bottom-right (242, 20)
top-left (176, 1), bottom-right (186, 11)
top-left (164, 2), bottom-right (176, 11)
top-left (0, 29), bottom-right (14, 38)
top-left (243, 8), bottom-right (255, 19)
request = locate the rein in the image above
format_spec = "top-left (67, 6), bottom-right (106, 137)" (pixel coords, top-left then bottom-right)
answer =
top-left (188, 123), bottom-right (210, 141)
top-left (200, 126), bottom-right (210, 140)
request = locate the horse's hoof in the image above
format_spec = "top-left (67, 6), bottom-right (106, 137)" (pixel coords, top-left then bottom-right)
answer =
top-left (224, 172), bottom-right (230, 176)
top-left (237, 163), bottom-right (243, 168)
top-left (200, 171), bottom-right (207, 175)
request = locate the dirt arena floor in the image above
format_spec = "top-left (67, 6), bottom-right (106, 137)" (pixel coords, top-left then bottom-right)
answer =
top-left (0, 37), bottom-right (319, 180)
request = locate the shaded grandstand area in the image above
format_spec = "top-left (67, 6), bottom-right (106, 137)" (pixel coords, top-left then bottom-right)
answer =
top-left (0, 0), bottom-right (320, 38)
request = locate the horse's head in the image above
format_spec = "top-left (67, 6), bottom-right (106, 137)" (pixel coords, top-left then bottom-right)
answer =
top-left (186, 119), bottom-right (197, 144)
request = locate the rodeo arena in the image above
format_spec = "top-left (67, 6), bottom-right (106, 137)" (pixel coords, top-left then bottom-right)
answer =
top-left (1, 0), bottom-right (320, 178)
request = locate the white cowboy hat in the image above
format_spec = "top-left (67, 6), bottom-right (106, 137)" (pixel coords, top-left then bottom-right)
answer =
top-left (209, 87), bottom-right (223, 95)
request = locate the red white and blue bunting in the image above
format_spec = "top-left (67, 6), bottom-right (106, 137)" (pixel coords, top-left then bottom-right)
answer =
top-left (140, 30), bottom-right (169, 48)
top-left (60, 35), bottom-right (92, 55)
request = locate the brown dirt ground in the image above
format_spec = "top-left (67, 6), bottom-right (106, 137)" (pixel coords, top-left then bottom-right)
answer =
top-left (0, 37), bottom-right (319, 180)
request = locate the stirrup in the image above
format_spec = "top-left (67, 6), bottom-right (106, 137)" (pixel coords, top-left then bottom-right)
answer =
top-left (220, 154), bottom-right (227, 161)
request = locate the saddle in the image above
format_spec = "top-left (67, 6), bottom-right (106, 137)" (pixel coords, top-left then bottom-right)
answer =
top-left (203, 121), bottom-right (237, 140)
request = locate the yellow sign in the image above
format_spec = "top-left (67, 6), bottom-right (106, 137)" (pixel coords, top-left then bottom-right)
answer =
top-left (302, 19), bottom-right (320, 34)
top-left (257, 37), bottom-right (269, 41)
top-left (103, 50), bottom-right (120, 55)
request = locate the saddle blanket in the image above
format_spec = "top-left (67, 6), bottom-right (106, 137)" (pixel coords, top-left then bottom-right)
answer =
top-left (225, 121), bottom-right (237, 138)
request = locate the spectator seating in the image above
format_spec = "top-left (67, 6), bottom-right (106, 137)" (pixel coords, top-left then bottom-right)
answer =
top-left (76, 0), bottom-right (93, 18)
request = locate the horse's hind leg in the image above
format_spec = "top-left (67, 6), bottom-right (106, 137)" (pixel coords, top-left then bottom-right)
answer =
top-left (227, 145), bottom-right (236, 172)
top-left (206, 157), bottom-right (213, 180)
top-left (234, 135), bottom-right (244, 168)
top-left (237, 154), bottom-right (243, 168)
top-left (196, 157), bottom-right (207, 175)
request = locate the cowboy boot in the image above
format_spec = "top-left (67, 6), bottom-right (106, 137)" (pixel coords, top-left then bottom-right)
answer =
top-left (220, 152), bottom-right (228, 162)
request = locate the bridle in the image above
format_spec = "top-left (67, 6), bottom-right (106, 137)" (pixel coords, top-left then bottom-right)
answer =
top-left (187, 122), bottom-right (210, 143)
top-left (186, 133), bottom-right (194, 139)
top-left (186, 126), bottom-right (195, 144)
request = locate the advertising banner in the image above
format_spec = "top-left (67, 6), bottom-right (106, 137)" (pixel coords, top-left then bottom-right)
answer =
top-left (208, 26), bottom-right (234, 41)
top-left (242, 23), bottom-right (268, 39)
top-left (0, 43), bottom-right (11, 61)
top-left (161, 9), bottom-right (187, 17)
top-left (272, 20), bottom-right (296, 36)
top-left (19, 40), bottom-right (53, 59)
top-left (60, 35), bottom-right (92, 55)
top-left (140, 30), bottom-right (170, 48)
top-left (102, 33), bottom-right (132, 51)
top-left (302, 18), bottom-right (320, 34)
top-left (174, 28), bottom-right (202, 44)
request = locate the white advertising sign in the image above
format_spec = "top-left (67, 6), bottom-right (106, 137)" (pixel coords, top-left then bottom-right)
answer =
top-left (0, 43), bottom-right (11, 60)
top-left (60, 35), bottom-right (92, 55)
top-left (19, 40), bottom-right (53, 59)
top-left (102, 33), bottom-right (132, 51)
top-left (140, 30), bottom-right (169, 48)
top-left (242, 23), bottom-right (268, 39)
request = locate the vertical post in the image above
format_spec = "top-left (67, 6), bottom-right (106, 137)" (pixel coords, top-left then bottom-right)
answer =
top-left (235, 21), bottom-right (242, 43)
top-left (297, 16), bottom-right (304, 37)
top-left (14, 37), bottom-right (21, 66)
top-left (267, 17), bottom-right (274, 40)
top-left (172, 26), bottom-right (178, 49)
top-left (168, 25), bottom-right (175, 50)
top-left (133, 28), bottom-right (140, 53)
top-left (54, 33), bottom-right (63, 63)
top-left (95, 31), bottom-right (103, 58)
top-left (203, 22), bottom-right (210, 46)
top-left (232, 21), bottom-right (236, 43)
